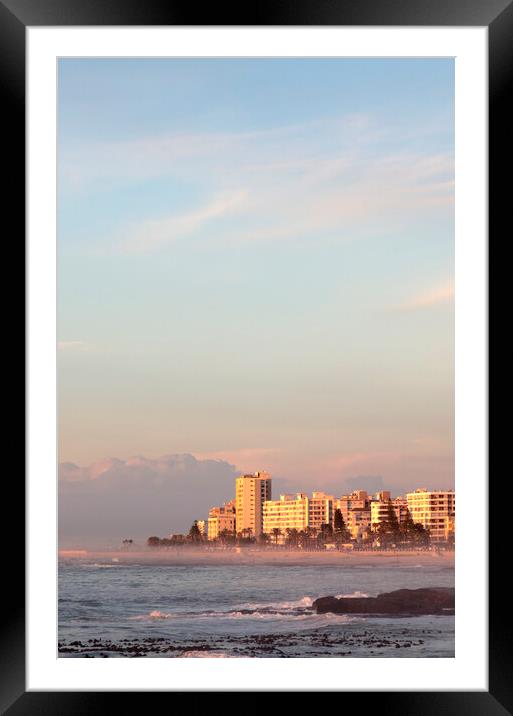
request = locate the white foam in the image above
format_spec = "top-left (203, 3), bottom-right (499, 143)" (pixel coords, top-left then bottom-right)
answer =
top-left (128, 610), bottom-right (176, 620)
top-left (180, 651), bottom-right (245, 658)
top-left (235, 595), bottom-right (313, 611)
top-left (334, 591), bottom-right (370, 599)
top-left (126, 606), bottom-right (360, 625)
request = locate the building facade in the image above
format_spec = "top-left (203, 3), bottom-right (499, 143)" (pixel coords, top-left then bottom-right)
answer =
top-left (406, 489), bottom-right (456, 542)
top-left (263, 493), bottom-right (309, 539)
top-left (337, 490), bottom-right (371, 522)
top-left (308, 492), bottom-right (335, 532)
top-left (370, 496), bottom-right (409, 530)
top-left (207, 500), bottom-right (236, 541)
top-left (235, 472), bottom-right (272, 537)
top-left (346, 509), bottom-right (372, 540)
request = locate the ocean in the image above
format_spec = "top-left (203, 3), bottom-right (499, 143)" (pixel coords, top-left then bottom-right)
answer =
top-left (58, 555), bottom-right (455, 658)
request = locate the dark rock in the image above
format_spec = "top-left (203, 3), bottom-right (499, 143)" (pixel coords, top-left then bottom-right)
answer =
top-left (312, 587), bottom-right (454, 616)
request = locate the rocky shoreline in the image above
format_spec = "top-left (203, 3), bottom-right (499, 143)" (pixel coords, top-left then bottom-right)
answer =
top-left (58, 629), bottom-right (440, 658)
top-left (313, 587), bottom-right (455, 616)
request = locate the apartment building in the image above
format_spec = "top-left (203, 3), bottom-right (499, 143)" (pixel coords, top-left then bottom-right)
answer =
top-left (346, 508), bottom-right (372, 540)
top-left (235, 472), bottom-right (272, 537)
top-left (263, 493), bottom-right (309, 538)
top-left (337, 490), bottom-right (371, 521)
top-left (406, 489), bottom-right (456, 542)
top-left (207, 500), bottom-right (236, 541)
top-left (308, 491), bottom-right (335, 532)
top-left (370, 495), bottom-right (409, 529)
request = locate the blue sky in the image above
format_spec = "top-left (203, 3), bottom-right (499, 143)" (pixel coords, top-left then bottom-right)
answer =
top-left (58, 58), bottom-right (454, 494)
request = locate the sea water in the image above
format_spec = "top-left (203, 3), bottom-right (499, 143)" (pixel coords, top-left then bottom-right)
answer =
top-left (58, 558), bottom-right (454, 658)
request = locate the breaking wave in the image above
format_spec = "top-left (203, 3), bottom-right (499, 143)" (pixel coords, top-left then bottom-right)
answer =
top-left (128, 601), bottom-right (360, 625)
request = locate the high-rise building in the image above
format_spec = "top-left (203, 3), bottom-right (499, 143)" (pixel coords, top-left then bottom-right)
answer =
top-left (235, 472), bottom-right (272, 537)
top-left (406, 489), bottom-right (456, 542)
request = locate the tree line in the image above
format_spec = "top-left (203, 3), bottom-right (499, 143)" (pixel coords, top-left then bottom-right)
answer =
top-left (147, 505), bottom-right (440, 549)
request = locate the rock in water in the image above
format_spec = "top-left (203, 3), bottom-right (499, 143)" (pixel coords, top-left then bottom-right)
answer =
top-left (312, 588), bottom-right (454, 616)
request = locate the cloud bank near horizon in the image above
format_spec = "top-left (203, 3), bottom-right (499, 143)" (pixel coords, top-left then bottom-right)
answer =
top-left (58, 452), bottom-right (453, 545)
top-left (59, 454), bottom-right (238, 545)
top-left (59, 453), bottom-right (300, 545)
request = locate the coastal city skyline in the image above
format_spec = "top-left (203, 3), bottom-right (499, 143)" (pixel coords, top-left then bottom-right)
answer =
top-left (58, 56), bottom-right (456, 662)
top-left (179, 471), bottom-right (455, 545)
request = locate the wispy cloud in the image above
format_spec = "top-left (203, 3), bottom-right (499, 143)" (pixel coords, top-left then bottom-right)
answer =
top-left (390, 281), bottom-right (455, 312)
top-left (60, 114), bottom-right (373, 191)
top-left (119, 191), bottom-right (248, 253)
top-left (62, 111), bottom-right (454, 254)
top-left (108, 147), bottom-right (453, 254)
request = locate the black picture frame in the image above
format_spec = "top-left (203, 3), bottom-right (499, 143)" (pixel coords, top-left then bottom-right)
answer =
top-left (4, 0), bottom-right (504, 711)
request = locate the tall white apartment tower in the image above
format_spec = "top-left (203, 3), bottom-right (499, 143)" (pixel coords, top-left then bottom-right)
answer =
top-left (235, 471), bottom-right (272, 537)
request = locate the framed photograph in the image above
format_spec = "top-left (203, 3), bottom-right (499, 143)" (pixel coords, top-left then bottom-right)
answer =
top-left (5, 0), bottom-right (503, 710)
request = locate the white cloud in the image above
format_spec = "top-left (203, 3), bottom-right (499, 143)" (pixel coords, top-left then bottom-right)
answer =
top-left (119, 190), bottom-right (248, 253)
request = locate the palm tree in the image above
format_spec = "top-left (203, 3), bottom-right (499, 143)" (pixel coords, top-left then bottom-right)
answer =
top-left (271, 528), bottom-right (281, 546)
top-left (302, 526), bottom-right (315, 549)
top-left (286, 528), bottom-right (300, 548)
top-left (240, 527), bottom-right (253, 542)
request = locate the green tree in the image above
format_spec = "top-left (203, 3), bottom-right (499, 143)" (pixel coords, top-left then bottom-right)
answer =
top-left (239, 527), bottom-right (254, 543)
top-left (188, 521), bottom-right (202, 542)
top-left (297, 530), bottom-right (308, 548)
top-left (411, 523), bottom-right (431, 546)
top-left (321, 523), bottom-right (333, 539)
top-left (286, 528), bottom-right (300, 547)
top-left (399, 509), bottom-right (431, 547)
top-left (258, 532), bottom-right (270, 546)
top-left (271, 528), bottom-right (281, 546)
top-left (147, 536), bottom-right (161, 548)
top-left (315, 523), bottom-right (332, 549)
top-left (377, 500), bottom-right (401, 545)
top-left (400, 508), bottom-right (416, 542)
top-left (219, 528), bottom-right (235, 545)
top-left (334, 509), bottom-right (351, 542)
top-left (362, 525), bottom-right (374, 546)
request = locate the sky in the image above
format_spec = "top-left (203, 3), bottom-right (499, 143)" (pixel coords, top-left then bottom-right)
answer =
top-left (57, 58), bottom-right (454, 539)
